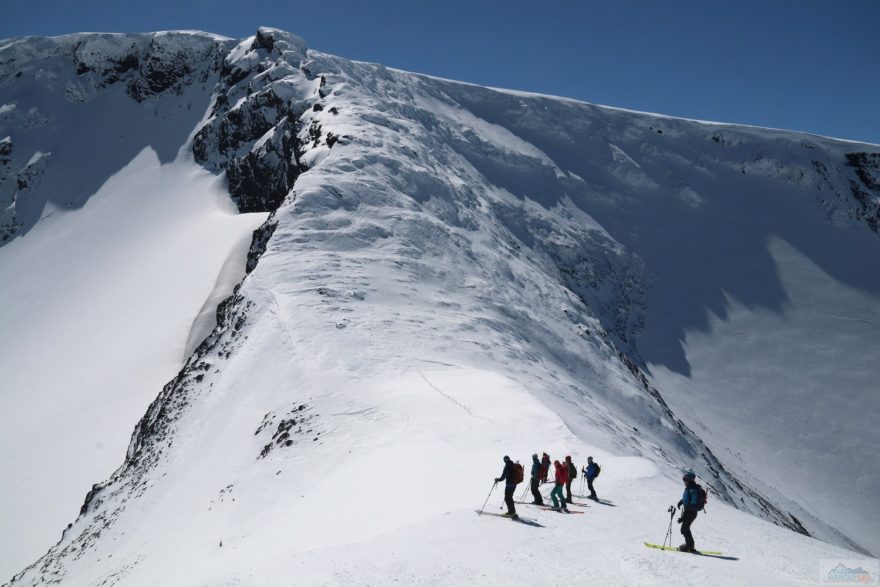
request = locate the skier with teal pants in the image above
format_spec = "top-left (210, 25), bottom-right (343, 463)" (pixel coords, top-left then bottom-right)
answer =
top-left (550, 460), bottom-right (569, 512)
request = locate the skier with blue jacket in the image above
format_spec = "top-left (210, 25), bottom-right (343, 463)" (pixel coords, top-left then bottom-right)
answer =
top-left (584, 456), bottom-right (600, 500)
top-left (529, 454), bottom-right (544, 505)
top-left (676, 470), bottom-right (702, 552)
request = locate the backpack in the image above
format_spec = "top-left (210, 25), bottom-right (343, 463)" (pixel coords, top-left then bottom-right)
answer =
top-left (512, 462), bottom-right (524, 484)
top-left (593, 463), bottom-right (601, 478)
top-left (568, 462), bottom-right (577, 479)
top-left (694, 483), bottom-right (707, 511)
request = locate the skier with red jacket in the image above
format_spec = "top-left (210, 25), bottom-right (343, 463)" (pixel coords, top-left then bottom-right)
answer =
top-left (540, 453), bottom-right (551, 484)
top-left (550, 460), bottom-right (569, 512)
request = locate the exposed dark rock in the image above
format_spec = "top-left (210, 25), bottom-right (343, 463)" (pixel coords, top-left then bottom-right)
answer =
top-left (251, 29), bottom-right (276, 53)
top-left (69, 34), bottom-right (226, 103)
top-left (246, 217), bottom-right (277, 274)
top-left (255, 404), bottom-right (319, 459)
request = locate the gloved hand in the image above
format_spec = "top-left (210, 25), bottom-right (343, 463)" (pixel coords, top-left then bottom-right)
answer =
top-left (677, 517), bottom-right (682, 523)
top-left (677, 501), bottom-right (683, 509)
top-left (494, 478), bottom-right (501, 483)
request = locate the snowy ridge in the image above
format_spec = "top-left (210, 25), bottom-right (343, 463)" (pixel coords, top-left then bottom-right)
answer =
top-left (2, 28), bottom-right (879, 585)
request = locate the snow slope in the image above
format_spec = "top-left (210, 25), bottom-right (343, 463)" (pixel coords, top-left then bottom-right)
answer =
top-left (0, 33), bottom-right (267, 577)
top-left (2, 28), bottom-right (879, 585)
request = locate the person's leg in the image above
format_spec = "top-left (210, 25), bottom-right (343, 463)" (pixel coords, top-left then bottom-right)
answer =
top-left (565, 479), bottom-right (573, 503)
top-left (504, 485), bottom-right (517, 516)
top-left (680, 509), bottom-right (697, 550)
top-left (531, 477), bottom-right (543, 504)
top-left (587, 478), bottom-right (597, 499)
top-left (550, 484), bottom-right (560, 508)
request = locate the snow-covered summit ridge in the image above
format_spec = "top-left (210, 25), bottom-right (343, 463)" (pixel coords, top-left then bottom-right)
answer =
top-left (3, 27), bottom-right (879, 584)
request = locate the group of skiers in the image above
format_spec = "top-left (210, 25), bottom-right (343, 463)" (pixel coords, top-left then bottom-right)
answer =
top-left (494, 453), bottom-right (602, 516)
top-left (492, 455), bottom-right (705, 553)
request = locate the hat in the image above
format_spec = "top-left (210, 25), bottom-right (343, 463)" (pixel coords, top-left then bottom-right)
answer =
top-left (683, 470), bottom-right (696, 480)
top-left (503, 455), bottom-right (510, 462)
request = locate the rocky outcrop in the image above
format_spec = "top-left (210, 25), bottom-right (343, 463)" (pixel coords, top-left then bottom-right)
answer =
top-left (68, 32), bottom-right (229, 102)
top-left (844, 152), bottom-right (880, 232)
top-left (192, 29), bottom-right (314, 213)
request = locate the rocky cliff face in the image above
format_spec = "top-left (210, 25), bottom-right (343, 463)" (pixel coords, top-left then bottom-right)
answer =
top-left (0, 31), bottom-right (230, 243)
top-left (3, 27), bottom-right (879, 584)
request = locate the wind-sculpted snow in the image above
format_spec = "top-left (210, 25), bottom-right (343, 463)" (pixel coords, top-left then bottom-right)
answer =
top-left (5, 27), bottom-right (880, 585)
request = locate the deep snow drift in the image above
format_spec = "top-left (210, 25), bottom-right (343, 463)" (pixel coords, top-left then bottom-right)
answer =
top-left (2, 28), bottom-right (879, 585)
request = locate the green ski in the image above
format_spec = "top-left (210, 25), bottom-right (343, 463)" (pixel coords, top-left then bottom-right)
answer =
top-left (644, 542), bottom-right (722, 556)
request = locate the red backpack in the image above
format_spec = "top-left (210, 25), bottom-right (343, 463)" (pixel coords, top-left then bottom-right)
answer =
top-left (512, 462), bottom-right (524, 484)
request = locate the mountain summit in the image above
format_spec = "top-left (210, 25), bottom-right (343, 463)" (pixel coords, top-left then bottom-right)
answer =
top-left (2, 28), bottom-right (878, 585)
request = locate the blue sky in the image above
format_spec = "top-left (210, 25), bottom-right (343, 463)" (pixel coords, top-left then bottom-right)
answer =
top-left (4, 0), bottom-right (878, 144)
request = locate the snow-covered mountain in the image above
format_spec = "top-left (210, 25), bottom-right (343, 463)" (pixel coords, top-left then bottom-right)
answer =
top-left (2, 28), bottom-right (878, 585)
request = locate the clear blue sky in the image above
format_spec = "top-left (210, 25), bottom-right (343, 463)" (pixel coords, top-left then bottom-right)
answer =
top-left (4, 0), bottom-right (878, 144)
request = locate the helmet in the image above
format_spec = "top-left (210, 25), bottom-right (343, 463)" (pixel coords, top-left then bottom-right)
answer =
top-left (683, 470), bottom-right (696, 481)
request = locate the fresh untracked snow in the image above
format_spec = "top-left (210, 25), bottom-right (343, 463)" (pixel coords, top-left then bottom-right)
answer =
top-left (2, 28), bottom-right (879, 585)
top-left (0, 149), bottom-right (267, 576)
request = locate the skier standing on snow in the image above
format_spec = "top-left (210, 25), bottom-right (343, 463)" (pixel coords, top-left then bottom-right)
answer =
top-left (540, 452), bottom-right (551, 484)
top-left (530, 454), bottom-right (544, 505)
top-left (550, 459), bottom-right (570, 512)
top-left (677, 470), bottom-right (701, 552)
top-left (495, 456), bottom-right (519, 519)
top-left (584, 456), bottom-right (600, 500)
top-left (565, 456), bottom-right (577, 504)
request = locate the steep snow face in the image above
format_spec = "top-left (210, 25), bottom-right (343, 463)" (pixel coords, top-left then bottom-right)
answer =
top-left (4, 27), bottom-right (880, 585)
top-left (0, 32), bottom-right (267, 578)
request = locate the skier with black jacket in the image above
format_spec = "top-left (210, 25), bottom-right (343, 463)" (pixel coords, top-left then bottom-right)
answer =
top-left (677, 470), bottom-right (702, 552)
top-left (529, 454), bottom-right (544, 505)
top-left (495, 456), bottom-right (519, 519)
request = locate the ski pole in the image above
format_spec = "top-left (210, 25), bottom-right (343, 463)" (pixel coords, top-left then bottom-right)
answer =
top-left (663, 505), bottom-right (676, 548)
top-left (478, 481), bottom-right (497, 514)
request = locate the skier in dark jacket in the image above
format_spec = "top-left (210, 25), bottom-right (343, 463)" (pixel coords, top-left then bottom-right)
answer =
top-left (540, 453), bottom-right (551, 484)
top-left (495, 455), bottom-right (519, 519)
top-left (530, 454), bottom-right (544, 505)
top-left (677, 470), bottom-right (700, 552)
top-left (564, 456), bottom-right (577, 504)
top-left (584, 456), bottom-right (600, 500)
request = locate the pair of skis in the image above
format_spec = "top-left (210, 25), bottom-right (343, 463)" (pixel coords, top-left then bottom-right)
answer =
top-left (643, 542), bottom-right (723, 556)
top-left (474, 509), bottom-right (538, 524)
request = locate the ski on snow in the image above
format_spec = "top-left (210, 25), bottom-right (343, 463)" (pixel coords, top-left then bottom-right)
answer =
top-left (538, 507), bottom-right (584, 514)
top-left (475, 510), bottom-right (538, 523)
top-left (643, 542), bottom-right (722, 556)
